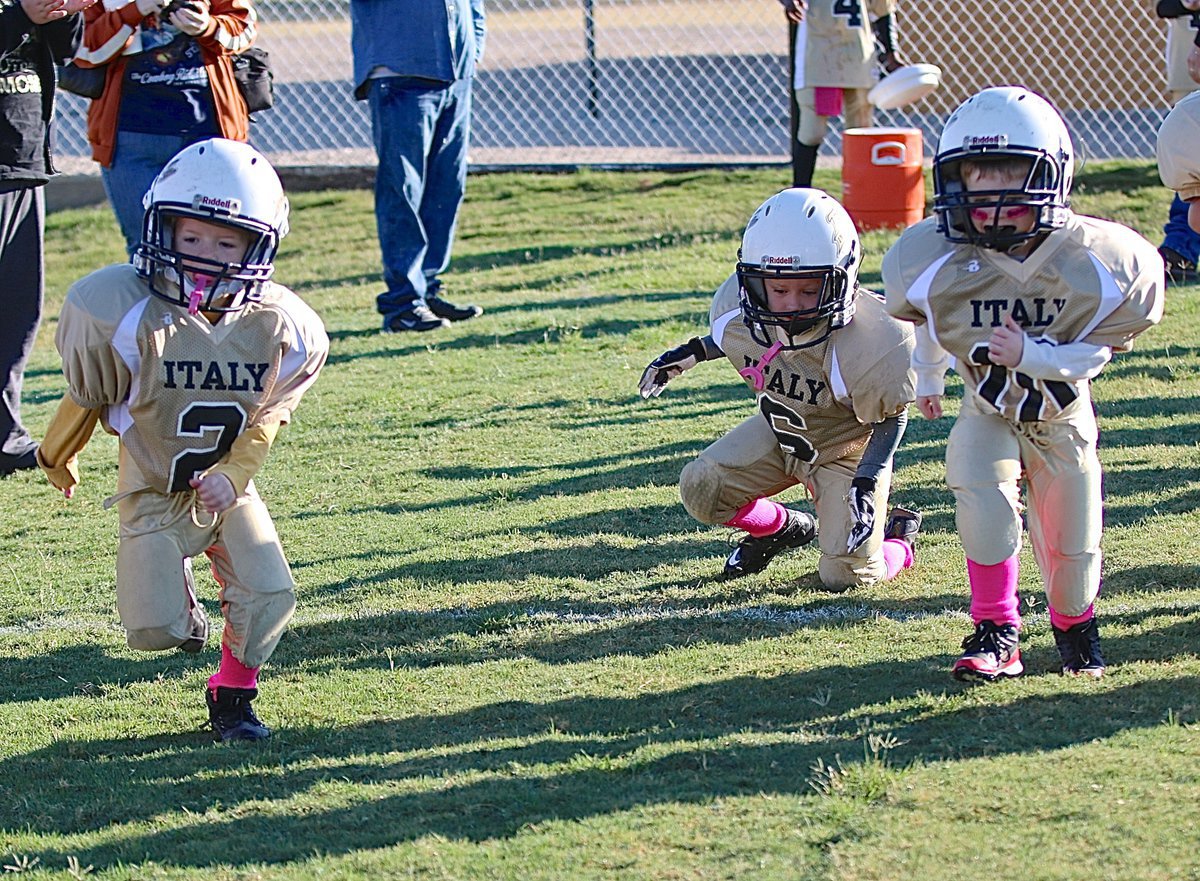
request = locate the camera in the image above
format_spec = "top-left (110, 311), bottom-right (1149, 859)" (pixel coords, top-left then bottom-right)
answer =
top-left (159, 0), bottom-right (202, 17)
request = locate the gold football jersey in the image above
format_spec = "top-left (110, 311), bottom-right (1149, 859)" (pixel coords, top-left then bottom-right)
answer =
top-left (709, 273), bottom-right (915, 466)
top-left (883, 215), bottom-right (1163, 423)
top-left (56, 264), bottom-right (329, 495)
top-left (793, 0), bottom-right (895, 89)
top-left (1158, 89), bottom-right (1200, 201)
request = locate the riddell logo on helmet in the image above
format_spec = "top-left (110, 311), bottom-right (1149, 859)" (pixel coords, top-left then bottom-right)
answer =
top-left (192, 194), bottom-right (243, 215)
top-left (963, 134), bottom-right (1008, 148)
top-left (760, 255), bottom-right (800, 268)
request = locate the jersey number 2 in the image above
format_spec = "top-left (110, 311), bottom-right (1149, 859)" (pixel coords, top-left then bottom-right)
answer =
top-left (169, 402), bottom-right (248, 493)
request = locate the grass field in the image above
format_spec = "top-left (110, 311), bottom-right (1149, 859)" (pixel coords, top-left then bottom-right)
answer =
top-left (2, 162), bottom-right (1199, 880)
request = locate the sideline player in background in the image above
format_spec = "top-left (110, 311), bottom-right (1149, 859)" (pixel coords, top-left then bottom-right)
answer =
top-left (781, 0), bottom-right (905, 188)
top-left (37, 139), bottom-right (328, 741)
top-left (1157, 88), bottom-right (1200, 236)
top-left (1153, 0), bottom-right (1200, 283)
top-left (883, 86), bottom-right (1164, 682)
top-left (640, 188), bottom-right (921, 591)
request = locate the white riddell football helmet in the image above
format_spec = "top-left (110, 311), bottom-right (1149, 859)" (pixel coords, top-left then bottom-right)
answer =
top-left (135, 138), bottom-right (290, 312)
top-left (737, 188), bottom-right (861, 350)
top-left (933, 85), bottom-right (1074, 251)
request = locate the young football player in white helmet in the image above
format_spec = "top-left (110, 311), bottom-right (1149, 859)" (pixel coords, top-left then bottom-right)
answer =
top-left (37, 139), bottom-right (329, 742)
top-left (1157, 88), bottom-right (1200, 236)
top-left (883, 86), bottom-right (1165, 682)
top-left (640, 187), bottom-right (921, 592)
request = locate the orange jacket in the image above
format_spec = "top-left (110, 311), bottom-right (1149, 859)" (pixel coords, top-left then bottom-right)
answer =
top-left (76, 0), bottom-right (256, 167)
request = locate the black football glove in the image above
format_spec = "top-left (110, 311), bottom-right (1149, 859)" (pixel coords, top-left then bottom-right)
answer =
top-left (846, 477), bottom-right (876, 554)
top-left (639, 337), bottom-right (709, 399)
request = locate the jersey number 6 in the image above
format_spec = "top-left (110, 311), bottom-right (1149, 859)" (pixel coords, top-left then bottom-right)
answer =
top-left (759, 396), bottom-right (818, 463)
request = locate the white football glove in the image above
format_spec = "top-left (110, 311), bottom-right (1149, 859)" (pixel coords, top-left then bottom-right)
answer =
top-left (846, 478), bottom-right (876, 554)
top-left (638, 337), bottom-right (708, 399)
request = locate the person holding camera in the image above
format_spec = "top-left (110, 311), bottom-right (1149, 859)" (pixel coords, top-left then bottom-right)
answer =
top-left (72, 0), bottom-right (257, 256)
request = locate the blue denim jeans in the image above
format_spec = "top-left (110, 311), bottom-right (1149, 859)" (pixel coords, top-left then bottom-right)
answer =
top-left (0, 186), bottom-right (42, 460)
top-left (1161, 192), bottom-right (1200, 265)
top-left (367, 75), bottom-right (472, 323)
top-left (101, 130), bottom-right (201, 258)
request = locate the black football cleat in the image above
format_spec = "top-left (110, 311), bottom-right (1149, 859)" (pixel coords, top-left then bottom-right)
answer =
top-left (206, 686), bottom-right (271, 742)
top-left (883, 507), bottom-right (922, 552)
top-left (952, 620), bottom-right (1023, 682)
top-left (1052, 618), bottom-right (1106, 678)
top-left (723, 509), bottom-right (817, 579)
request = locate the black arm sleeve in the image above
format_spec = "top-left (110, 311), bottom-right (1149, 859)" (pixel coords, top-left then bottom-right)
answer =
top-left (871, 14), bottom-right (897, 57)
top-left (1157, 0), bottom-right (1190, 17)
top-left (853, 409), bottom-right (908, 485)
top-left (697, 334), bottom-right (724, 361)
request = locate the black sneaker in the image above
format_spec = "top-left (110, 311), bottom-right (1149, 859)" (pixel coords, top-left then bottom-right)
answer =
top-left (1052, 618), bottom-right (1106, 678)
top-left (0, 446), bottom-right (38, 477)
top-left (1159, 246), bottom-right (1198, 286)
top-left (383, 303), bottom-right (449, 333)
top-left (883, 506), bottom-right (922, 551)
top-left (952, 620), bottom-right (1023, 682)
top-left (206, 686), bottom-right (271, 742)
top-left (426, 292), bottom-right (482, 322)
top-left (723, 509), bottom-right (817, 579)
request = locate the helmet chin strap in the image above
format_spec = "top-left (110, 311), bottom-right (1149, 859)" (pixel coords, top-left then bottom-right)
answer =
top-left (739, 339), bottom-right (784, 391)
top-left (187, 273), bottom-right (211, 316)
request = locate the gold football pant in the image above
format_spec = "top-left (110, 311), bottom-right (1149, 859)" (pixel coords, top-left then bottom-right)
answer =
top-left (679, 412), bottom-right (892, 589)
top-left (945, 391), bottom-right (1102, 617)
top-left (795, 86), bottom-right (873, 147)
top-left (113, 454), bottom-right (296, 668)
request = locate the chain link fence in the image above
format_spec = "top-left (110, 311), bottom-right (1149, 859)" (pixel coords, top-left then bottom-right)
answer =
top-left (52, 0), bottom-right (1174, 175)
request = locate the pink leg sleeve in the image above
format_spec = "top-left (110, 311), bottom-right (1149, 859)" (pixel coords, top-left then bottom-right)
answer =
top-left (208, 643), bottom-right (260, 693)
top-left (881, 538), bottom-right (914, 580)
top-left (724, 497), bottom-right (789, 538)
top-left (967, 556), bottom-right (1022, 627)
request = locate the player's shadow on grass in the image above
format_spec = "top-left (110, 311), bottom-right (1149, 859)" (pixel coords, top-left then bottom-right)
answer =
top-left (290, 439), bottom-right (713, 517)
top-left (324, 310), bottom-right (711, 366)
top-left (275, 584), bottom-right (974, 674)
top-left (9, 662), bottom-right (1199, 870)
top-left (447, 231), bottom-right (742, 278)
top-left (1096, 564), bottom-right (1200, 598)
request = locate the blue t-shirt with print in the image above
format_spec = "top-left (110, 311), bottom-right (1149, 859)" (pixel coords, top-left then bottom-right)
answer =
top-left (117, 24), bottom-right (219, 137)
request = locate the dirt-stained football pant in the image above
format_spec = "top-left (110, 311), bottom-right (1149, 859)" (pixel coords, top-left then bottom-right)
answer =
top-left (114, 472), bottom-right (296, 668)
top-left (946, 390), bottom-right (1102, 618)
top-left (679, 412), bottom-right (893, 589)
top-left (795, 86), bottom-right (873, 147)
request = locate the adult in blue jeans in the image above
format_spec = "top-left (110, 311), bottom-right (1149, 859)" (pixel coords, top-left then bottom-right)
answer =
top-left (351, 0), bottom-right (485, 333)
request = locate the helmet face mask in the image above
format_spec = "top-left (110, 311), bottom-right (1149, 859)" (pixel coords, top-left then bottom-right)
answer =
top-left (135, 138), bottom-right (290, 313)
top-left (933, 86), bottom-right (1074, 252)
top-left (140, 207), bottom-right (280, 313)
top-left (738, 264), bottom-right (853, 349)
top-left (736, 188), bottom-right (861, 351)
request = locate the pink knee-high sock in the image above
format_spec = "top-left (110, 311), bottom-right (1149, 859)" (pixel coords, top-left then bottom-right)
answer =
top-left (967, 556), bottom-right (1021, 627)
top-left (1049, 603), bottom-right (1094, 630)
top-left (208, 643), bottom-right (259, 694)
top-left (881, 538), bottom-right (913, 580)
top-left (724, 497), bottom-right (789, 538)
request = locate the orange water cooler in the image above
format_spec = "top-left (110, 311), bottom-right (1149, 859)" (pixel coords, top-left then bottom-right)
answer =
top-left (841, 127), bottom-right (925, 231)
